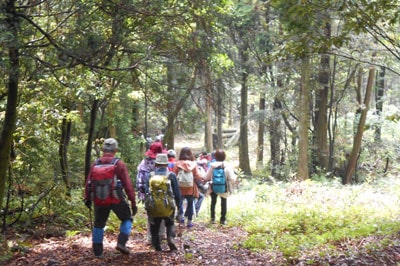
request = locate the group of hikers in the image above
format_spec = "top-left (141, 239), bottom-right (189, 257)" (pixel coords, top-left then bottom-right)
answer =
top-left (84, 137), bottom-right (237, 257)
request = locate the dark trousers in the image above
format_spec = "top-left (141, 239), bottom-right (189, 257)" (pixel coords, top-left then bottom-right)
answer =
top-left (94, 200), bottom-right (132, 228)
top-left (149, 215), bottom-right (175, 249)
top-left (210, 192), bottom-right (227, 222)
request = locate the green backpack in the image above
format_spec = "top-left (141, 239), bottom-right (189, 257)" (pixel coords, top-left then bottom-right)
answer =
top-left (145, 173), bottom-right (176, 218)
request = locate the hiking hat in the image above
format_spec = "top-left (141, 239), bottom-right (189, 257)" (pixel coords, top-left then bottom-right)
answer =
top-left (167, 149), bottom-right (176, 157)
top-left (103, 138), bottom-right (118, 151)
top-left (155, 154), bottom-right (169, 165)
top-left (145, 142), bottom-right (164, 159)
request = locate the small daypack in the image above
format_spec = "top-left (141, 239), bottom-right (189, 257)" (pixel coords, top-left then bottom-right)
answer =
top-left (145, 173), bottom-right (176, 217)
top-left (212, 164), bottom-right (227, 194)
top-left (177, 169), bottom-right (194, 188)
top-left (90, 158), bottom-right (122, 206)
top-left (136, 158), bottom-right (155, 202)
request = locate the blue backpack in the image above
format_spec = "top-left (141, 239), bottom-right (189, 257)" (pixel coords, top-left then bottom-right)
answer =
top-left (212, 164), bottom-right (226, 194)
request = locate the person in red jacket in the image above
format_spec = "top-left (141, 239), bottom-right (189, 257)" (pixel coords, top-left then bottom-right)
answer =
top-left (84, 138), bottom-right (138, 257)
top-left (173, 147), bottom-right (204, 228)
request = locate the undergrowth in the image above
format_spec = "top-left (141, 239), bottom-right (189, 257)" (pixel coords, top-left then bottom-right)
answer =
top-left (227, 175), bottom-right (400, 260)
top-left (4, 173), bottom-right (400, 264)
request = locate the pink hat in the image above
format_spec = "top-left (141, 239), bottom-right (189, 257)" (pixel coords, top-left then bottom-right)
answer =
top-left (145, 142), bottom-right (165, 159)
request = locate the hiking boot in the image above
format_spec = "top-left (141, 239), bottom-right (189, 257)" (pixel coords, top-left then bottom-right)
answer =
top-left (167, 236), bottom-right (177, 251)
top-left (153, 245), bottom-right (162, 251)
top-left (187, 221), bottom-right (194, 228)
top-left (93, 243), bottom-right (103, 258)
top-left (211, 219), bottom-right (216, 224)
top-left (220, 220), bottom-right (227, 225)
top-left (116, 233), bottom-right (130, 254)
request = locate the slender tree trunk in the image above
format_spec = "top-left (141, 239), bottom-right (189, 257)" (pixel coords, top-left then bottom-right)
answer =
top-left (296, 56), bottom-right (311, 180)
top-left (164, 113), bottom-right (176, 150)
top-left (314, 15), bottom-right (331, 172)
top-left (59, 113), bottom-right (72, 195)
top-left (0, 0), bottom-right (19, 209)
top-left (344, 68), bottom-right (375, 184)
top-left (238, 47), bottom-right (252, 176)
top-left (216, 80), bottom-right (224, 150)
top-left (205, 100), bottom-right (213, 151)
top-left (374, 66), bottom-right (385, 142)
top-left (205, 67), bottom-right (213, 152)
top-left (85, 100), bottom-right (99, 182)
top-left (270, 98), bottom-right (283, 178)
top-left (256, 94), bottom-right (265, 170)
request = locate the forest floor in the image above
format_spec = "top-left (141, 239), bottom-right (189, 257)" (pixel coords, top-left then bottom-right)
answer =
top-left (5, 219), bottom-right (400, 266)
top-left (5, 134), bottom-right (400, 265)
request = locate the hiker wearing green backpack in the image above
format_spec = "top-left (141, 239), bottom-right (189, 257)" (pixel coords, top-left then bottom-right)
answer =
top-left (173, 147), bottom-right (205, 228)
top-left (204, 149), bottom-right (237, 225)
top-left (145, 153), bottom-right (182, 251)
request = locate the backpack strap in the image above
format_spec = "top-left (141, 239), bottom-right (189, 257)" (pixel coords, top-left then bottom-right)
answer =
top-left (111, 157), bottom-right (120, 165)
top-left (94, 157), bottom-right (119, 165)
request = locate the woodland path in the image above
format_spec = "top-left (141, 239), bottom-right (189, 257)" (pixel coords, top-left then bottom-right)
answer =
top-left (6, 220), bottom-right (400, 266)
top-left (7, 221), bottom-right (277, 266)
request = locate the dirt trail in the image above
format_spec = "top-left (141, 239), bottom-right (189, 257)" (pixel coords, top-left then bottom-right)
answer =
top-left (7, 221), bottom-right (276, 266)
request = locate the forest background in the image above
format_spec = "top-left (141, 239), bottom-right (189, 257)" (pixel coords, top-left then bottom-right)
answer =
top-left (1, 0), bottom-right (400, 264)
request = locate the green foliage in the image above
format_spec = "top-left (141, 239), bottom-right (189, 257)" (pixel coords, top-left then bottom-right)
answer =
top-left (228, 176), bottom-right (400, 259)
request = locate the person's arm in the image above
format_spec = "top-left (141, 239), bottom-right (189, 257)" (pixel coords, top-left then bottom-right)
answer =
top-left (203, 166), bottom-right (213, 182)
top-left (226, 165), bottom-right (237, 183)
top-left (84, 163), bottom-right (95, 200)
top-left (117, 161), bottom-right (136, 205)
top-left (169, 173), bottom-right (182, 207)
top-left (193, 164), bottom-right (205, 181)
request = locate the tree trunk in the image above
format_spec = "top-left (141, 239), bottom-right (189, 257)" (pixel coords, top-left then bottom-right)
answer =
top-left (205, 100), bottom-right (213, 151)
top-left (238, 47), bottom-right (252, 176)
top-left (216, 80), bottom-right (223, 150)
top-left (256, 94), bottom-right (265, 170)
top-left (314, 14), bottom-right (331, 172)
top-left (344, 68), bottom-right (375, 184)
top-left (270, 98), bottom-right (283, 178)
top-left (204, 68), bottom-right (213, 152)
top-left (59, 113), bottom-right (72, 195)
top-left (374, 66), bottom-right (385, 142)
top-left (85, 100), bottom-right (99, 182)
top-left (296, 56), bottom-right (311, 180)
top-left (163, 66), bottom-right (197, 150)
top-left (0, 0), bottom-right (20, 209)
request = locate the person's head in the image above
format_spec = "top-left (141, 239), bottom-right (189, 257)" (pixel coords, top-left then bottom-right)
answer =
top-left (155, 153), bottom-right (169, 167)
top-left (167, 149), bottom-right (176, 158)
top-left (103, 138), bottom-right (118, 153)
top-left (178, 147), bottom-right (195, 161)
top-left (145, 142), bottom-right (164, 159)
top-left (214, 149), bottom-right (226, 162)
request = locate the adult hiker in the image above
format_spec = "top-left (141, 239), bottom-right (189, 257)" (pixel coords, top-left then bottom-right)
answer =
top-left (203, 149), bottom-right (237, 225)
top-left (173, 147), bottom-right (204, 228)
top-left (84, 138), bottom-right (138, 257)
top-left (145, 153), bottom-right (182, 251)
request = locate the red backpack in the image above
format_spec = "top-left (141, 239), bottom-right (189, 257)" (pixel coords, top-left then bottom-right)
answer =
top-left (90, 158), bottom-right (122, 206)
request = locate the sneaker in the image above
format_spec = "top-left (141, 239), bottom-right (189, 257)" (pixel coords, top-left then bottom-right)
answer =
top-left (187, 222), bottom-right (194, 228)
top-left (220, 220), bottom-right (227, 225)
top-left (211, 219), bottom-right (216, 224)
